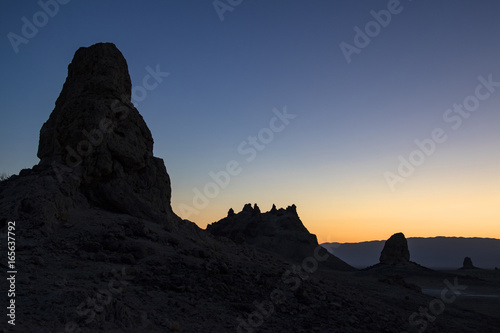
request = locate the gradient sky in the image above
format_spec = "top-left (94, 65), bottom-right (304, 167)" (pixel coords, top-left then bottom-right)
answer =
top-left (1, 0), bottom-right (499, 242)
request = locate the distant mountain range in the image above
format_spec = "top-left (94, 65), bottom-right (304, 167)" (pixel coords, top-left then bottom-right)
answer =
top-left (321, 237), bottom-right (500, 269)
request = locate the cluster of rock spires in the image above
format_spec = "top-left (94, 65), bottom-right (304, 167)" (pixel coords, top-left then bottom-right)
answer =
top-left (208, 203), bottom-right (354, 271)
top-left (0, 43), bottom-right (498, 332)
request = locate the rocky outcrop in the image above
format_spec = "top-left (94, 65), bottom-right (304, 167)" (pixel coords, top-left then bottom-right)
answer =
top-left (379, 232), bottom-right (410, 264)
top-left (207, 204), bottom-right (354, 271)
top-left (33, 43), bottom-right (174, 222)
top-left (363, 233), bottom-right (435, 276)
top-left (461, 256), bottom-right (476, 269)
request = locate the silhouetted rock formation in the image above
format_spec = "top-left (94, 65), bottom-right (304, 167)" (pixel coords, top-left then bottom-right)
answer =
top-left (461, 256), bottom-right (476, 269)
top-left (242, 203), bottom-right (253, 213)
top-left (270, 203), bottom-right (277, 214)
top-left (364, 233), bottom-right (433, 277)
top-left (0, 43), bottom-right (179, 237)
top-left (207, 204), bottom-right (354, 271)
top-left (253, 203), bottom-right (260, 214)
top-left (44, 44), bottom-right (172, 219)
top-left (380, 232), bottom-right (410, 264)
top-left (1, 43), bottom-right (498, 332)
top-left (322, 237), bottom-right (500, 269)
top-left (37, 42), bottom-right (175, 222)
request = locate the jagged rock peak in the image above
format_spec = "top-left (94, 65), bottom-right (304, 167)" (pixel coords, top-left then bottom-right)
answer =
top-left (207, 204), bottom-right (354, 270)
top-left (242, 203), bottom-right (253, 213)
top-left (286, 204), bottom-right (297, 215)
top-left (36, 42), bottom-right (175, 222)
top-left (379, 232), bottom-right (410, 264)
top-left (236, 203), bottom-right (297, 216)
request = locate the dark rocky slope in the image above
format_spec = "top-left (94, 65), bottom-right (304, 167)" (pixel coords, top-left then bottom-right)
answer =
top-left (207, 203), bottom-right (354, 271)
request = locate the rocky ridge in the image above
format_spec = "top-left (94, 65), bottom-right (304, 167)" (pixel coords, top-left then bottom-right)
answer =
top-left (207, 203), bottom-right (354, 271)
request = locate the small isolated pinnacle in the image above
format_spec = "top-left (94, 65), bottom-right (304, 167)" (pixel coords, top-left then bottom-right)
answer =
top-left (379, 232), bottom-right (410, 264)
top-left (462, 256), bottom-right (475, 269)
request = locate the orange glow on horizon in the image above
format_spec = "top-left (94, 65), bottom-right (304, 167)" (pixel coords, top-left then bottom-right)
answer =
top-left (176, 152), bottom-right (500, 244)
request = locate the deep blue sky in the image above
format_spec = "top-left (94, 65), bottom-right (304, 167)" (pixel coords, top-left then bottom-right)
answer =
top-left (1, 0), bottom-right (499, 241)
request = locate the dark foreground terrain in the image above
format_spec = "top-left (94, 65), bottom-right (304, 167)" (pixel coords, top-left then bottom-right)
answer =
top-left (0, 43), bottom-right (498, 332)
top-left (1, 204), bottom-right (499, 332)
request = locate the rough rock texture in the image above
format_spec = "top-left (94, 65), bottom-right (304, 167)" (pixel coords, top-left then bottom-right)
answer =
top-left (207, 204), bottom-right (355, 271)
top-left (462, 256), bottom-right (476, 269)
top-left (35, 42), bottom-right (175, 223)
top-left (380, 232), bottom-right (410, 264)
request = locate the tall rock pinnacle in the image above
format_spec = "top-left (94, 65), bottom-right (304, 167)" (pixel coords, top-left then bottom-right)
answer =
top-left (36, 42), bottom-right (174, 222)
top-left (379, 232), bottom-right (410, 264)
